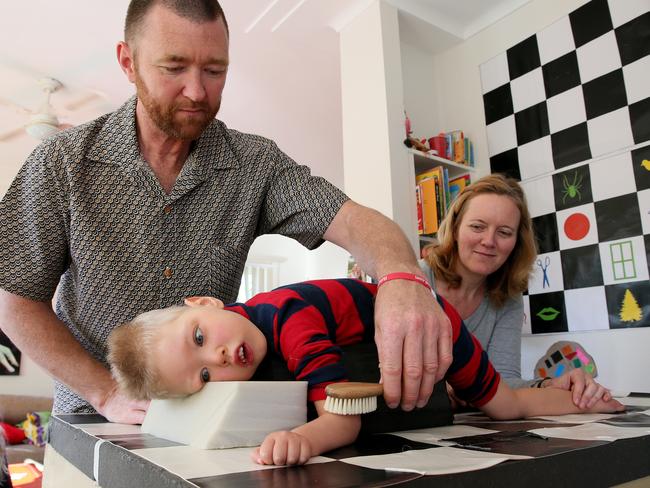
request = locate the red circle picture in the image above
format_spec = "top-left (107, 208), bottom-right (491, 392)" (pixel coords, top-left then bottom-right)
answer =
top-left (564, 213), bottom-right (590, 241)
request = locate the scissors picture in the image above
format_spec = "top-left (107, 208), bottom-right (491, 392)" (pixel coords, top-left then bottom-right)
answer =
top-left (536, 256), bottom-right (550, 288)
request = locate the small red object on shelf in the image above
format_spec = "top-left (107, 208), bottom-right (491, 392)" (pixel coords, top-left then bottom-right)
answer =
top-left (428, 135), bottom-right (447, 159)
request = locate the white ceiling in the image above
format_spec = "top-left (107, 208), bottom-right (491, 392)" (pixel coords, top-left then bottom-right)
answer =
top-left (0, 0), bottom-right (529, 141)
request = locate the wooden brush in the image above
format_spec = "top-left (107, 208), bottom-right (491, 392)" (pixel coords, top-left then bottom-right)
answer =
top-left (324, 382), bottom-right (384, 415)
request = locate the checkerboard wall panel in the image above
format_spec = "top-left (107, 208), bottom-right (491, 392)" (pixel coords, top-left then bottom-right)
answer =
top-left (520, 147), bottom-right (650, 333)
top-left (480, 0), bottom-right (650, 334)
top-left (481, 0), bottom-right (650, 180)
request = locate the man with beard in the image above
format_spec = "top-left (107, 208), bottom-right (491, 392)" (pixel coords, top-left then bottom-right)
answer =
top-left (0, 0), bottom-right (452, 424)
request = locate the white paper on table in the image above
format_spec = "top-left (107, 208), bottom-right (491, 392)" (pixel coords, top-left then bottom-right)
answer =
top-left (529, 422), bottom-right (650, 441)
top-left (76, 423), bottom-right (143, 436)
top-left (527, 413), bottom-right (618, 424)
top-left (390, 425), bottom-right (499, 445)
top-left (616, 396), bottom-right (650, 407)
top-left (142, 381), bottom-right (307, 449)
top-left (341, 446), bottom-right (531, 476)
top-left (133, 445), bottom-right (333, 480)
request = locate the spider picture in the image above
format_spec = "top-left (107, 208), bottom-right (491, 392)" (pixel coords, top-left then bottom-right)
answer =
top-left (562, 170), bottom-right (583, 204)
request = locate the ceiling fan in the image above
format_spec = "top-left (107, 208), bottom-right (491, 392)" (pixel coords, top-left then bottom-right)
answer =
top-left (0, 77), bottom-right (106, 142)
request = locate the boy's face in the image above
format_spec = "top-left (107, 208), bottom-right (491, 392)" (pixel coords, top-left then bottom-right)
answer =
top-left (152, 297), bottom-right (267, 396)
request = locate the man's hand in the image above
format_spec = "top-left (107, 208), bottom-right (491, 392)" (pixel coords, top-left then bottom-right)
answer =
top-left (0, 344), bottom-right (18, 373)
top-left (374, 280), bottom-right (452, 410)
top-left (252, 431), bottom-right (313, 466)
top-left (94, 383), bottom-right (150, 424)
top-left (544, 369), bottom-right (611, 409)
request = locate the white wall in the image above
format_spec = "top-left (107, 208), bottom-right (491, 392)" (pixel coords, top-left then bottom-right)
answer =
top-left (400, 42), bottom-right (442, 139)
top-left (221, 25), bottom-right (349, 284)
top-left (426, 0), bottom-right (650, 391)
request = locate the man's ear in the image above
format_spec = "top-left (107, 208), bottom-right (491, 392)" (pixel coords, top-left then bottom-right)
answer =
top-left (184, 296), bottom-right (224, 308)
top-left (117, 41), bottom-right (137, 83)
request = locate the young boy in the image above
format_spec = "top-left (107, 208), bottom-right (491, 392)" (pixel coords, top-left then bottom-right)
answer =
top-left (108, 278), bottom-right (623, 466)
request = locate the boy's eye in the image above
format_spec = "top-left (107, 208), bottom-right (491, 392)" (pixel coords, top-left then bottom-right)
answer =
top-left (194, 326), bottom-right (204, 346)
top-left (200, 367), bottom-right (210, 383)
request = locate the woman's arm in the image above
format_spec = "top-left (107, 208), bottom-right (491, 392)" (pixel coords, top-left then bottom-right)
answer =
top-left (252, 400), bottom-right (361, 465)
top-left (480, 381), bottom-right (624, 420)
top-left (481, 295), bottom-right (534, 388)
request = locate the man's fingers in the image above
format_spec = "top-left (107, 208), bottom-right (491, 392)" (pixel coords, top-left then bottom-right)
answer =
top-left (401, 323), bottom-right (423, 411)
top-left (435, 312), bottom-right (453, 383)
top-left (417, 312), bottom-right (440, 408)
top-left (377, 331), bottom-right (403, 409)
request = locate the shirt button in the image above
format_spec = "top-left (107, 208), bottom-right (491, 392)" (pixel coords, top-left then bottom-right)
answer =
top-left (163, 205), bottom-right (172, 214)
top-left (163, 267), bottom-right (173, 279)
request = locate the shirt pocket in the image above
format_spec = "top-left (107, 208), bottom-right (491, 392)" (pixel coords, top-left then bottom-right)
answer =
top-left (209, 245), bottom-right (246, 303)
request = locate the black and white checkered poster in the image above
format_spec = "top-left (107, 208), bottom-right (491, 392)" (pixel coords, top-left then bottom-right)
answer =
top-left (480, 0), bottom-right (650, 334)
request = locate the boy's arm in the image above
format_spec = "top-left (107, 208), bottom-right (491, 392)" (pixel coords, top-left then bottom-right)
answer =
top-left (253, 400), bottom-right (361, 465)
top-left (480, 381), bottom-right (625, 420)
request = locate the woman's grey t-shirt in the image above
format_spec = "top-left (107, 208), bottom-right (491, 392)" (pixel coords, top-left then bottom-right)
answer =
top-left (419, 260), bottom-right (533, 389)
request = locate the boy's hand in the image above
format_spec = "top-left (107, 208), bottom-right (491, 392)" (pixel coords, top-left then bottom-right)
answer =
top-left (252, 431), bottom-right (313, 466)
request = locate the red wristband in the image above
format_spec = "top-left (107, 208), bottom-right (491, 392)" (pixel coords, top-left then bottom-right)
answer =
top-left (377, 272), bottom-right (433, 293)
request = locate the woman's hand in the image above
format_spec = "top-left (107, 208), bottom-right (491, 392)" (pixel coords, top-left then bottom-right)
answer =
top-left (543, 369), bottom-right (611, 409)
top-left (252, 430), bottom-right (313, 466)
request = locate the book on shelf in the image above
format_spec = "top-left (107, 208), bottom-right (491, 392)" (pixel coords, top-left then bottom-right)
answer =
top-left (416, 167), bottom-right (472, 237)
top-left (416, 166), bottom-right (445, 224)
top-left (417, 177), bottom-right (439, 235)
top-left (448, 174), bottom-right (471, 203)
top-left (415, 184), bottom-right (424, 234)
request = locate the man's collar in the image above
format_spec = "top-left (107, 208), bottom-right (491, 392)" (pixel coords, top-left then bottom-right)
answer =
top-left (87, 95), bottom-right (239, 176)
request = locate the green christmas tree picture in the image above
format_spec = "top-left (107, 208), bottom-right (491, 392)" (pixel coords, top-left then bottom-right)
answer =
top-left (619, 289), bottom-right (642, 323)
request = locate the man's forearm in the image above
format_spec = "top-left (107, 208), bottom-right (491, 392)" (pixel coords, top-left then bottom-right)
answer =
top-left (0, 288), bottom-right (114, 408)
top-left (324, 200), bottom-right (422, 278)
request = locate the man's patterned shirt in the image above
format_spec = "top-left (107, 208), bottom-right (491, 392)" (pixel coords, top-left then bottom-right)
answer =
top-left (0, 96), bottom-right (348, 413)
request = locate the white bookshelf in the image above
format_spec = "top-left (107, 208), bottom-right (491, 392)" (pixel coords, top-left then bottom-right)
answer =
top-left (409, 148), bottom-right (476, 178)
top-left (407, 148), bottom-right (476, 251)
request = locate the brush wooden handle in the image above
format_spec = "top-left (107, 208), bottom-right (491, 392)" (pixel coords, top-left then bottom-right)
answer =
top-left (325, 382), bottom-right (383, 399)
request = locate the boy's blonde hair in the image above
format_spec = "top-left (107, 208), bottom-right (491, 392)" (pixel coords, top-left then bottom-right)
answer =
top-left (425, 173), bottom-right (537, 307)
top-left (107, 305), bottom-right (188, 400)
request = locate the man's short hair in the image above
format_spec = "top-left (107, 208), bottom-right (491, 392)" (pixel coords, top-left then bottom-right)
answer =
top-left (125, 0), bottom-right (229, 44)
top-left (107, 305), bottom-right (188, 400)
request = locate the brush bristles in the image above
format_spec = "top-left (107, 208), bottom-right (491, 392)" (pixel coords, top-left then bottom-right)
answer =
top-left (324, 395), bottom-right (378, 415)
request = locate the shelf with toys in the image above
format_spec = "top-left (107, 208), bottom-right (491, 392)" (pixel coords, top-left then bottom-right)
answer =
top-left (404, 117), bottom-right (476, 254)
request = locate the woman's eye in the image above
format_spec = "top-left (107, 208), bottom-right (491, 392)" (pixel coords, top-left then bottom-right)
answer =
top-left (200, 367), bottom-right (210, 383)
top-left (194, 326), bottom-right (204, 346)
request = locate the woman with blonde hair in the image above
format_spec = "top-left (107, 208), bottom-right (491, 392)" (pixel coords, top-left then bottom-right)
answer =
top-left (421, 173), bottom-right (610, 408)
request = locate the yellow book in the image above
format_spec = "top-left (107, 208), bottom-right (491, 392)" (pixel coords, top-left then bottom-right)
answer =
top-left (418, 177), bottom-right (439, 234)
